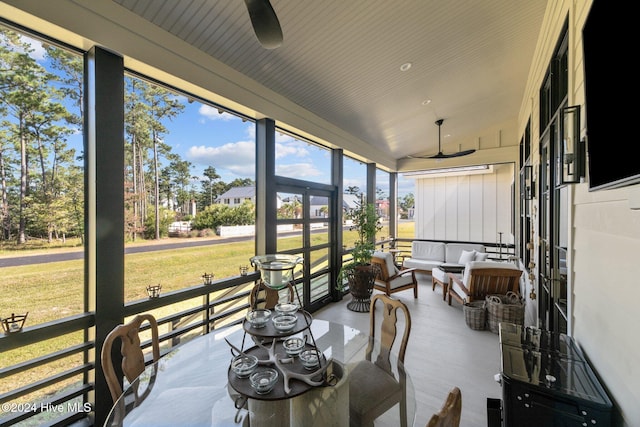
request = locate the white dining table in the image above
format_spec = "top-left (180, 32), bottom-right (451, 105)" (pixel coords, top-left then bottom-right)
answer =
top-left (104, 317), bottom-right (415, 427)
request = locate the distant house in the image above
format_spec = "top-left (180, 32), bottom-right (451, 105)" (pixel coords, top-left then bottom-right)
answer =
top-left (215, 186), bottom-right (255, 207)
top-left (343, 194), bottom-right (390, 221)
top-left (216, 186), bottom-right (282, 208)
top-left (342, 193), bottom-right (360, 212)
top-left (375, 199), bottom-right (389, 219)
top-left (342, 193), bottom-right (362, 225)
top-left (309, 196), bottom-right (329, 218)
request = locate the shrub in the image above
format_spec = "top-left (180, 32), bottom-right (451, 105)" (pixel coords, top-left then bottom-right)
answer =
top-left (197, 228), bottom-right (215, 237)
top-left (143, 208), bottom-right (176, 239)
top-left (192, 201), bottom-right (255, 230)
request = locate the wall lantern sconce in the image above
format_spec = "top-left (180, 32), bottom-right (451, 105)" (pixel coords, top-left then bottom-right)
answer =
top-left (2, 312), bottom-right (29, 334)
top-left (146, 284), bottom-right (162, 298)
top-left (557, 105), bottom-right (584, 185)
top-left (523, 165), bottom-right (535, 200)
top-left (202, 272), bottom-right (214, 285)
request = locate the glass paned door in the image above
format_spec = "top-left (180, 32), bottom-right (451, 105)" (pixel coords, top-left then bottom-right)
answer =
top-left (276, 184), bottom-right (336, 312)
top-left (539, 128), bottom-right (552, 330)
top-left (539, 120), bottom-right (568, 334)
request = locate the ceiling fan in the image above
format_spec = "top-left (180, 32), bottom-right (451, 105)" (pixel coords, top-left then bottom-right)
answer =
top-left (244, 0), bottom-right (283, 49)
top-left (412, 119), bottom-right (476, 159)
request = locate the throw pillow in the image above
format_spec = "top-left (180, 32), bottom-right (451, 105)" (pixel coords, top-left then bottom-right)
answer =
top-left (458, 249), bottom-right (476, 264)
top-left (475, 251), bottom-right (489, 261)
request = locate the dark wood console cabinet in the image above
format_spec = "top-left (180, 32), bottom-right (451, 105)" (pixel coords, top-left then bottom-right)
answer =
top-left (499, 323), bottom-right (612, 427)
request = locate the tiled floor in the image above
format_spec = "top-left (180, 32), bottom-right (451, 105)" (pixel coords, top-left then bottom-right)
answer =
top-left (315, 273), bottom-right (502, 427)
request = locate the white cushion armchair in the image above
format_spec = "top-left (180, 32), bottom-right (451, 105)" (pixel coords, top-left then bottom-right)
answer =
top-left (447, 261), bottom-right (522, 305)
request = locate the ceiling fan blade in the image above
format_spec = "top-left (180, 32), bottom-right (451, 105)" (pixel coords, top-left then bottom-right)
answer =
top-left (429, 152), bottom-right (455, 159)
top-left (440, 149), bottom-right (476, 158)
top-left (244, 0), bottom-right (283, 49)
top-left (410, 119), bottom-right (476, 159)
top-left (407, 149), bottom-right (476, 159)
top-left (424, 149), bottom-right (476, 159)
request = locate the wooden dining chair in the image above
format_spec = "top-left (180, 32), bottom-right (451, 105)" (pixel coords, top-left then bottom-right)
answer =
top-left (349, 294), bottom-right (412, 427)
top-left (370, 251), bottom-right (418, 298)
top-left (426, 387), bottom-right (462, 427)
top-left (249, 281), bottom-right (295, 309)
top-left (101, 313), bottom-right (160, 404)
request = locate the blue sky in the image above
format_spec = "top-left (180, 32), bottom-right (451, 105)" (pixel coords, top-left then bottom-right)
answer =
top-left (167, 101), bottom-right (415, 199)
top-left (20, 32), bottom-right (414, 200)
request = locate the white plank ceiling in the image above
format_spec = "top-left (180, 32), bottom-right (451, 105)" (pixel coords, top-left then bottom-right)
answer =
top-left (112, 0), bottom-right (547, 166)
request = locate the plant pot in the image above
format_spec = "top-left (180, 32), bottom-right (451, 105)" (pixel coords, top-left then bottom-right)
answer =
top-left (346, 264), bottom-right (378, 312)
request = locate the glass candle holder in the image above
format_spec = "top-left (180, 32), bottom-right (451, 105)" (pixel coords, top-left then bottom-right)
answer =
top-left (249, 254), bottom-right (302, 289)
top-left (1, 312), bottom-right (28, 334)
top-left (146, 284), bottom-right (162, 298)
top-left (202, 273), bottom-right (214, 285)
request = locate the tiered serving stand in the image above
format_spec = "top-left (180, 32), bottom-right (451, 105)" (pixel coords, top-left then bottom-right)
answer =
top-left (227, 255), bottom-right (343, 426)
top-left (228, 309), bottom-right (328, 399)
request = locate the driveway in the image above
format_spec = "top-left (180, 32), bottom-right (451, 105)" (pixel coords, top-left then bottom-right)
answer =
top-left (0, 226), bottom-right (340, 267)
top-left (0, 236), bottom-right (251, 267)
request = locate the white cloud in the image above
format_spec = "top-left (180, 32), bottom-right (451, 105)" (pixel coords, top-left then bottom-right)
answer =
top-left (397, 177), bottom-right (415, 198)
top-left (29, 43), bottom-right (46, 61)
top-left (343, 177), bottom-right (366, 192)
top-left (198, 105), bottom-right (237, 121)
top-left (275, 163), bottom-right (323, 178)
top-left (275, 142), bottom-right (309, 159)
top-left (236, 127), bottom-right (309, 159)
top-left (275, 132), bottom-right (294, 143)
top-left (186, 141), bottom-right (255, 177)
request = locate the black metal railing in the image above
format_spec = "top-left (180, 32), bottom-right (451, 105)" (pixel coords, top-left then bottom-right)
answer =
top-left (0, 272), bottom-right (260, 427)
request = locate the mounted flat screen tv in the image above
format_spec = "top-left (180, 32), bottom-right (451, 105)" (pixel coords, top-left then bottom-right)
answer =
top-left (583, 0), bottom-right (639, 191)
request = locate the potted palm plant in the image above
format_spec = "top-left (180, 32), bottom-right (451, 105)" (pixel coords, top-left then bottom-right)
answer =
top-left (338, 196), bottom-right (382, 312)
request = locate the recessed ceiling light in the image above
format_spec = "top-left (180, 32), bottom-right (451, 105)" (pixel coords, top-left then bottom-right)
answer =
top-left (400, 62), bottom-right (412, 72)
top-left (421, 99), bottom-right (432, 105)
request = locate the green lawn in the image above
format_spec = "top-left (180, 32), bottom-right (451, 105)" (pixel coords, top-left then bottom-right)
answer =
top-left (1, 221), bottom-right (414, 328)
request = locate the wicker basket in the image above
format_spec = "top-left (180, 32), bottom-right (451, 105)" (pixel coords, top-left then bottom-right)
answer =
top-left (463, 300), bottom-right (487, 330)
top-left (486, 291), bottom-right (524, 334)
